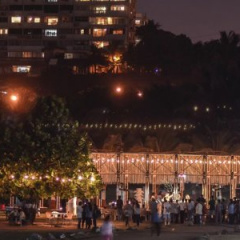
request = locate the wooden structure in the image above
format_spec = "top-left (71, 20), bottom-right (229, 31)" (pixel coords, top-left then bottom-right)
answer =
top-left (92, 153), bottom-right (240, 207)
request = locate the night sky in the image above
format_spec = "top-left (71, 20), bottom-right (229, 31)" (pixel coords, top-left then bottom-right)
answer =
top-left (137, 0), bottom-right (240, 43)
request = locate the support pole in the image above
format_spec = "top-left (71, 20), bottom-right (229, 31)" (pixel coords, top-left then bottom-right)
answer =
top-left (173, 154), bottom-right (179, 200)
top-left (123, 155), bottom-right (129, 203)
top-left (145, 154), bottom-right (150, 209)
top-left (116, 153), bottom-right (121, 200)
top-left (230, 156), bottom-right (236, 199)
top-left (202, 155), bottom-right (208, 201)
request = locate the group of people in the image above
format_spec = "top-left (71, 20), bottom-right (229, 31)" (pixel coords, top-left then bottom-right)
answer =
top-left (77, 200), bottom-right (113, 240)
top-left (116, 196), bottom-right (144, 227)
top-left (76, 200), bottom-right (101, 229)
top-left (7, 202), bottom-right (37, 226)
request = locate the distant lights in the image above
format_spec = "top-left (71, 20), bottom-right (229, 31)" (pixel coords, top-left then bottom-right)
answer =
top-left (92, 155), bottom-right (240, 167)
top-left (115, 86), bottom-right (123, 94)
top-left (137, 91), bottom-right (143, 98)
top-left (83, 123), bottom-right (196, 131)
top-left (193, 106), bottom-right (198, 111)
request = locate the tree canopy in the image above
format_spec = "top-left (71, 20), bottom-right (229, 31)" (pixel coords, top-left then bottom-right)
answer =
top-left (0, 96), bottom-right (102, 201)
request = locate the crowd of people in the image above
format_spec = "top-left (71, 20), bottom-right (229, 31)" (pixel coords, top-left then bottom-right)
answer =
top-left (150, 195), bottom-right (240, 226)
top-left (114, 194), bottom-right (240, 228)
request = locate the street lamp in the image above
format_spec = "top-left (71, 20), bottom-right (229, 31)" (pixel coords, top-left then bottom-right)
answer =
top-left (115, 86), bottom-right (123, 94)
top-left (10, 94), bottom-right (18, 102)
top-left (137, 91), bottom-right (143, 98)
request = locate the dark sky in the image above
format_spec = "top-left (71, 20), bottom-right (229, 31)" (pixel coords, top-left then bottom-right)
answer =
top-left (137, 0), bottom-right (240, 42)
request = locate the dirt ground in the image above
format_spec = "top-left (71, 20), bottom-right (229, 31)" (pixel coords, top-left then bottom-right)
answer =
top-left (0, 219), bottom-right (238, 240)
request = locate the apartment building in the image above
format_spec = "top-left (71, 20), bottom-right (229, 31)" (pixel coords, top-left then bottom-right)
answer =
top-left (0, 0), bottom-right (136, 74)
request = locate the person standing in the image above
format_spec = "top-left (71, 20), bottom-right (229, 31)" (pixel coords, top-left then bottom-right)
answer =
top-left (228, 199), bottom-right (235, 224)
top-left (116, 196), bottom-right (123, 221)
top-left (179, 199), bottom-right (186, 224)
top-left (123, 201), bottom-right (133, 227)
top-left (208, 196), bottom-right (215, 221)
top-left (19, 209), bottom-right (26, 226)
top-left (174, 200), bottom-right (180, 223)
top-left (187, 199), bottom-right (195, 222)
top-left (215, 200), bottom-right (223, 224)
top-left (77, 201), bottom-right (83, 229)
top-left (150, 197), bottom-right (157, 223)
top-left (92, 203), bottom-right (100, 228)
top-left (86, 202), bottom-right (93, 229)
top-left (195, 200), bottom-right (203, 224)
top-left (134, 202), bottom-right (141, 227)
top-left (163, 198), bottom-right (171, 226)
top-left (221, 199), bottom-right (226, 223)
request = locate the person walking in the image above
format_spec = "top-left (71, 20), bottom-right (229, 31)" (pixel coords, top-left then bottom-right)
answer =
top-left (101, 215), bottom-right (113, 240)
top-left (77, 201), bottom-right (83, 229)
top-left (151, 206), bottom-right (162, 237)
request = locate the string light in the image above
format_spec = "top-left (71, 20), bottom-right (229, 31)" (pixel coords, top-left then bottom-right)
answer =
top-left (82, 123), bottom-right (196, 131)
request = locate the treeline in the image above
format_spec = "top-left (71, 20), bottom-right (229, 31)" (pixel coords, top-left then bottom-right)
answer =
top-left (125, 21), bottom-right (240, 99)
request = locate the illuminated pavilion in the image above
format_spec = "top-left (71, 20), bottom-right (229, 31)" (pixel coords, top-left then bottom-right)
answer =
top-left (91, 152), bottom-right (240, 207)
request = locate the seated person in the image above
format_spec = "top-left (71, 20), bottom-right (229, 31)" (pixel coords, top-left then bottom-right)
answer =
top-left (8, 208), bottom-right (19, 224)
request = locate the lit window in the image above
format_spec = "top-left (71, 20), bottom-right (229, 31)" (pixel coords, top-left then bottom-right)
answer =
top-left (11, 16), bottom-right (21, 23)
top-left (46, 17), bottom-right (59, 25)
top-left (12, 65), bottom-right (31, 73)
top-left (135, 20), bottom-right (141, 25)
top-left (64, 53), bottom-right (73, 59)
top-left (93, 28), bottom-right (107, 37)
top-left (27, 17), bottom-right (41, 23)
top-left (45, 29), bottom-right (57, 37)
top-left (113, 29), bottom-right (123, 35)
top-left (93, 41), bottom-right (109, 48)
top-left (0, 29), bottom-right (8, 35)
top-left (111, 5), bottom-right (125, 11)
top-left (93, 6), bottom-right (107, 14)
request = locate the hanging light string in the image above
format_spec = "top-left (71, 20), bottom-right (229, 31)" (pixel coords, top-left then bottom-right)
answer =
top-left (82, 123), bottom-right (196, 131)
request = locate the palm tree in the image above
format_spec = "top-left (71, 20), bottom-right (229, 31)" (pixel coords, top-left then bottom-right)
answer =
top-left (191, 123), bottom-right (240, 154)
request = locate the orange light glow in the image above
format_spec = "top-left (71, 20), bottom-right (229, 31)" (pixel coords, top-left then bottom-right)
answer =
top-left (10, 95), bottom-right (18, 102)
top-left (116, 87), bottom-right (122, 93)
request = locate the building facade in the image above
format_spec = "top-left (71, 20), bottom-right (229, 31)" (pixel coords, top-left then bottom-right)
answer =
top-left (0, 0), bottom-right (136, 74)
